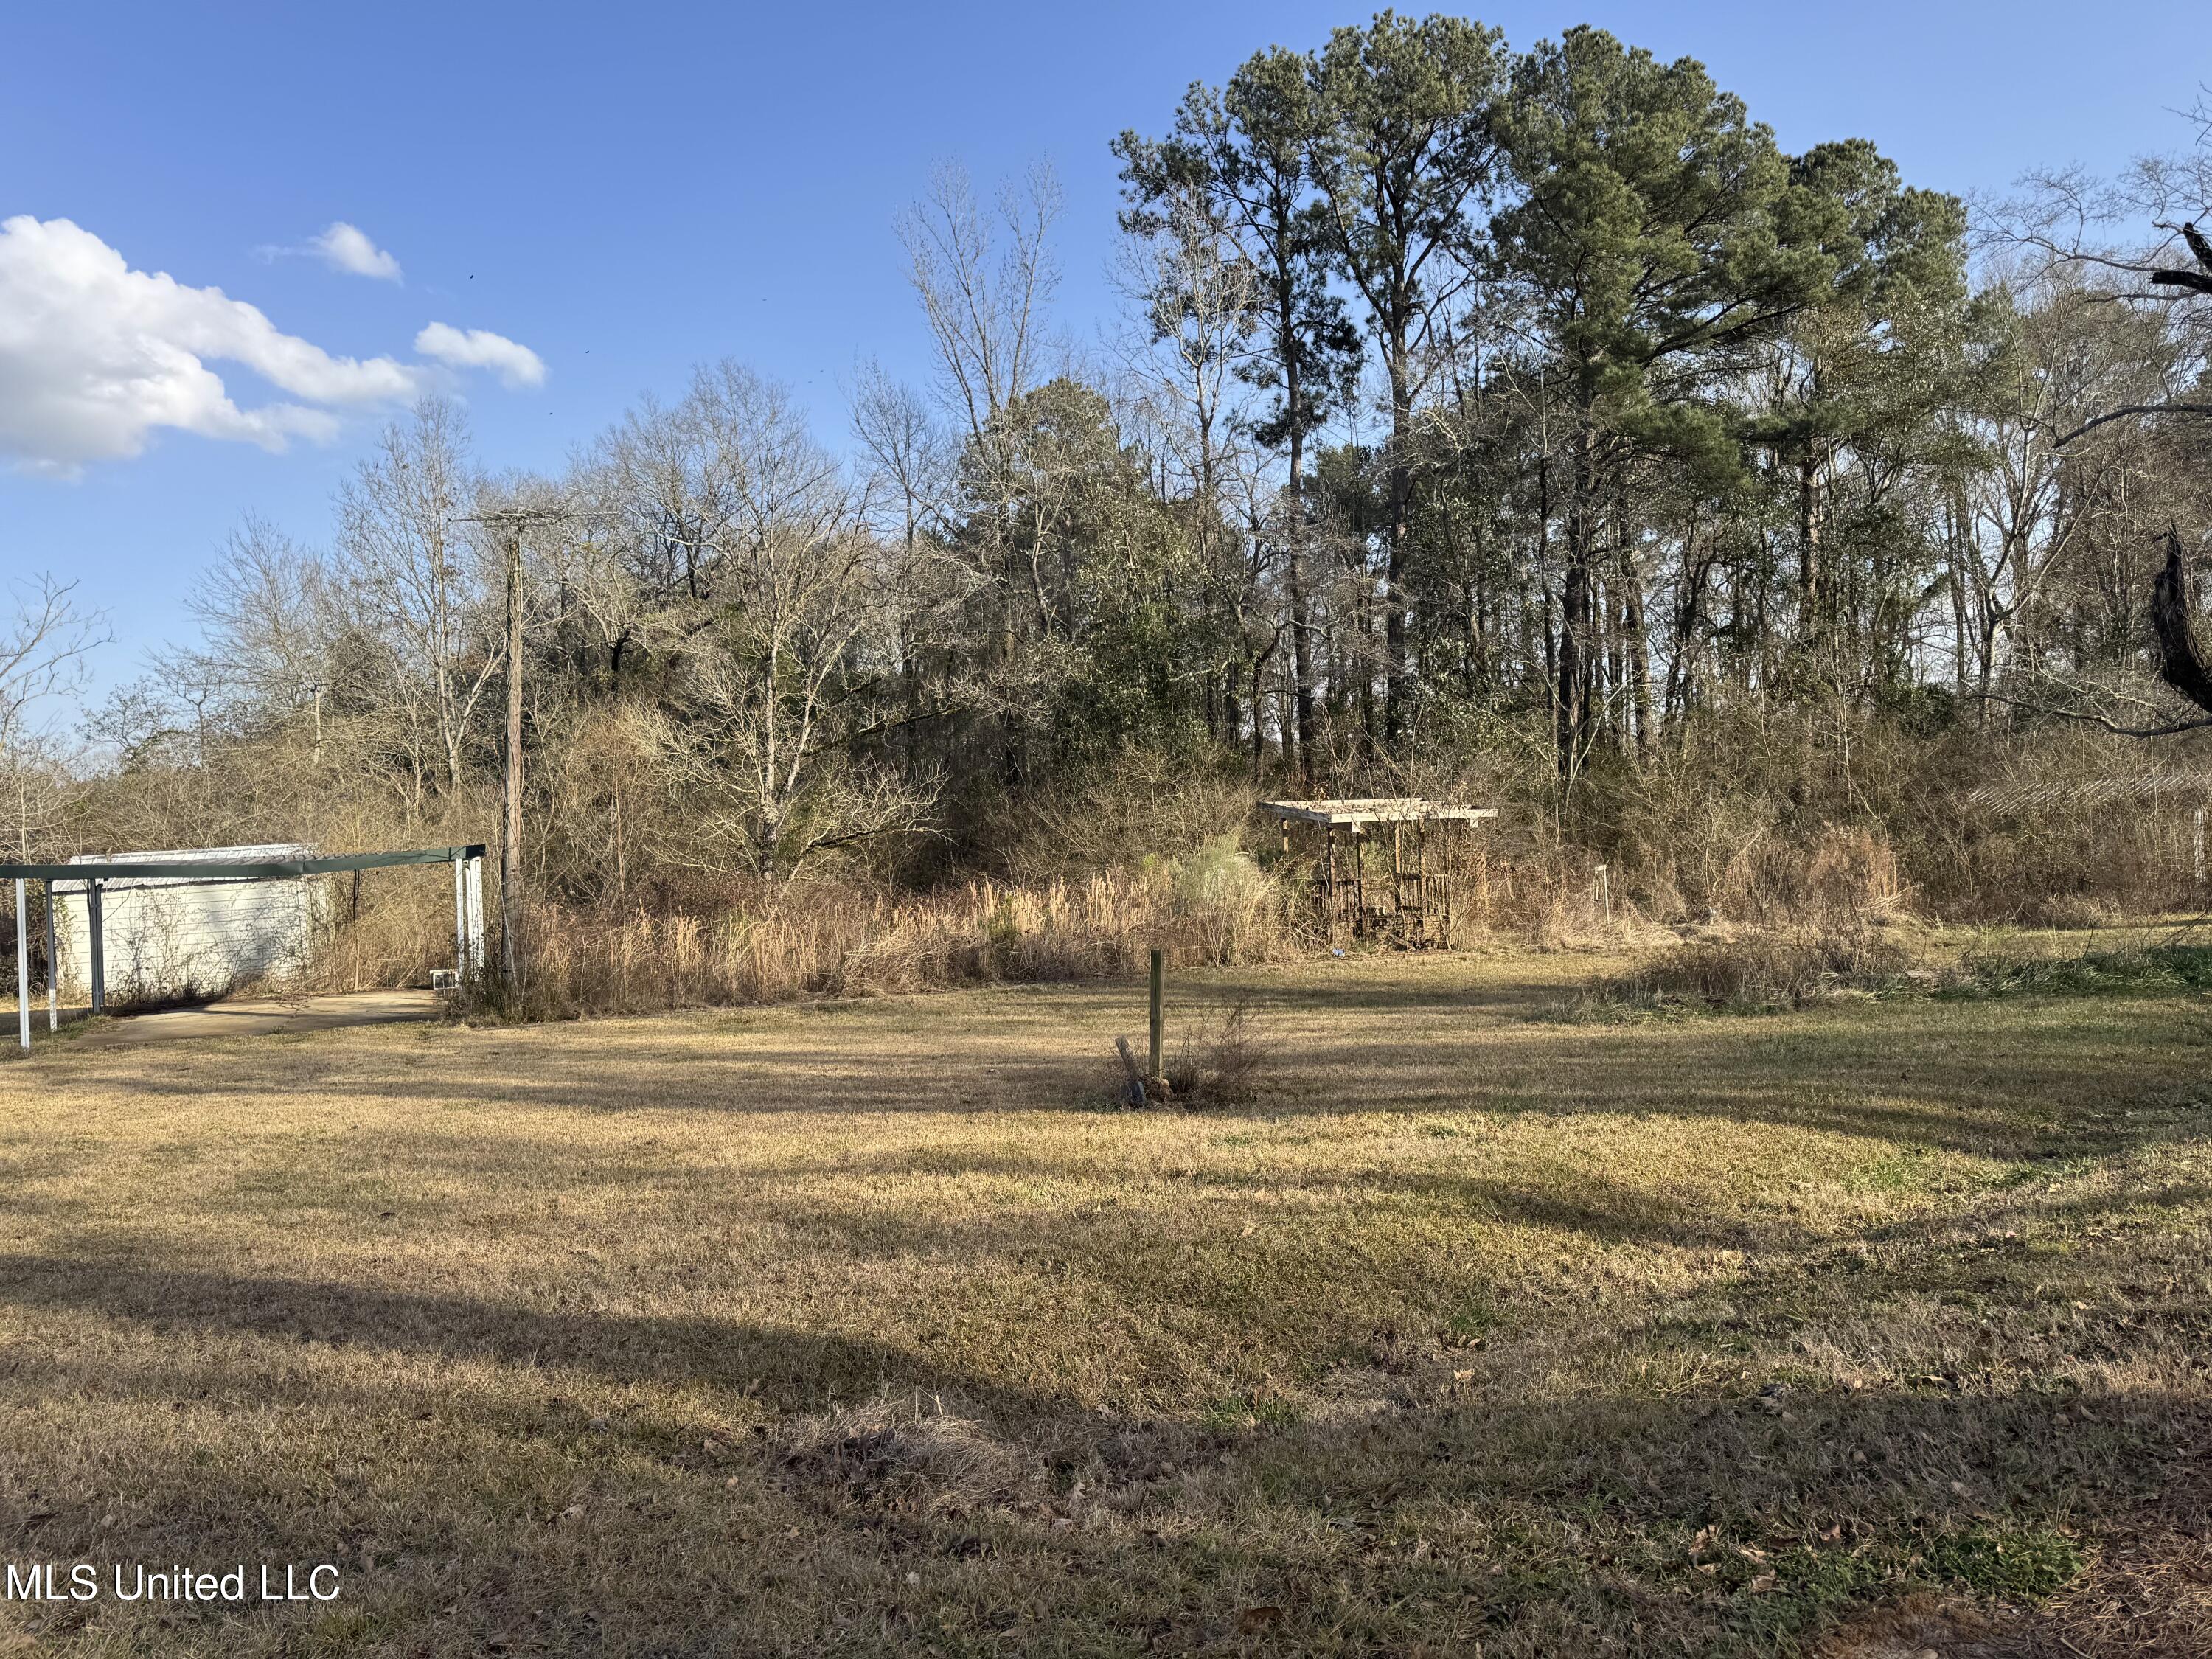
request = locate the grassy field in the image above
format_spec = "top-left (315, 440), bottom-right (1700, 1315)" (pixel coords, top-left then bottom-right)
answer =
top-left (0, 941), bottom-right (2208, 1657)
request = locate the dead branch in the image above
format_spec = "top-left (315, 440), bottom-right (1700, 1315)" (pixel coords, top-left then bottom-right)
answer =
top-left (2054, 403), bottom-right (2212, 448)
top-left (2152, 526), bottom-right (2212, 716)
top-left (1977, 691), bottom-right (2212, 739)
top-left (1985, 529), bottom-right (2212, 736)
top-left (2149, 218), bottom-right (2212, 292)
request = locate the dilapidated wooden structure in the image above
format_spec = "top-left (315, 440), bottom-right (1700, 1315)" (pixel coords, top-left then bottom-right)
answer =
top-left (1259, 798), bottom-right (1497, 946)
top-left (1966, 771), bottom-right (2211, 891)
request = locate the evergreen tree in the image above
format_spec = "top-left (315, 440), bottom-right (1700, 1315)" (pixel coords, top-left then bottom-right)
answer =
top-left (1492, 27), bottom-right (1837, 768)
top-left (1309, 11), bottom-right (1507, 745)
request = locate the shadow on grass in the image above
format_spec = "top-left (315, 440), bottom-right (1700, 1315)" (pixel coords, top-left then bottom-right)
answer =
top-left (62, 1014), bottom-right (2205, 1177)
top-left (2, 1228), bottom-right (2205, 1657)
top-left (0, 1253), bottom-right (1034, 1421)
top-left (9, 961), bottom-right (2212, 1652)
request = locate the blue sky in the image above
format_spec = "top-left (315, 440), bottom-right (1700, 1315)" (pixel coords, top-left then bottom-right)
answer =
top-left (6, 0), bottom-right (2208, 709)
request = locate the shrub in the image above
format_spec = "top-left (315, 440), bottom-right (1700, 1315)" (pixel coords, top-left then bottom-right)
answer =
top-left (1166, 995), bottom-right (1269, 1106)
top-left (1587, 918), bottom-right (1915, 1015)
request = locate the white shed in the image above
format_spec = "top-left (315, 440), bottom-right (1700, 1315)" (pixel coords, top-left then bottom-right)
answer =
top-left (53, 844), bottom-right (322, 1002)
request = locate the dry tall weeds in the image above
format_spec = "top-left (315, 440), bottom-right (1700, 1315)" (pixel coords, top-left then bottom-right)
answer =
top-left (455, 860), bottom-right (1301, 1020)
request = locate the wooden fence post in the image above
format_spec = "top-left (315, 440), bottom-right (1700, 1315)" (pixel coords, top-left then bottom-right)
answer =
top-left (1324, 828), bottom-right (1338, 942)
top-left (1147, 947), bottom-right (1164, 1084)
top-left (1351, 830), bottom-right (1365, 938)
top-left (1415, 821), bottom-right (1428, 947)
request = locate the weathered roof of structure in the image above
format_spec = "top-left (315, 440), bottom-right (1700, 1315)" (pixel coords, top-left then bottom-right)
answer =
top-left (1259, 797), bottom-right (1497, 829)
top-left (1964, 774), bottom-right (2212, 815)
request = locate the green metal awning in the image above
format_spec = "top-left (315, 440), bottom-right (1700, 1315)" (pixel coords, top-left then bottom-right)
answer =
top-left (0, 845), bottom-right (487, 883)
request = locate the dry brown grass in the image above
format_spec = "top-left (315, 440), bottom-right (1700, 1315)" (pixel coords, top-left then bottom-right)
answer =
top-left (772, 1389), bottom-right (1045, 1519)
top-left (451, 863), bottom-right (1298, 1020)
top-left (1, 942), bottom-right (2208, 1655)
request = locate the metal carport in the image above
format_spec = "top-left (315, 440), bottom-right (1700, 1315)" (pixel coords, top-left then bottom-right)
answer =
top-left (3, 844), bottom-right (486, 1051)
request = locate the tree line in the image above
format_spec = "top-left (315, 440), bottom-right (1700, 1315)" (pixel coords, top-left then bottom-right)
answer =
top-left (27, 15), bottom-right (2212, 912)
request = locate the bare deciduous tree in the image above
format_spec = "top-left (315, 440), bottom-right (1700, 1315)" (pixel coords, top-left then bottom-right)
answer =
top-left (898, 161), bottom-right (1062, 447)
top-left (333, 398), bottom-right (501, 808)
top-left (1, 574), bottom-right (104, 855)
top-left (656, 522), bottom-right (930, 878)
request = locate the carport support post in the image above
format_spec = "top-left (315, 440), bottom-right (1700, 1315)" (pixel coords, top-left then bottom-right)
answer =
top-left (465, 855), bottom-right (485, 970)
top-left (86, 880), bottom-right (105, 1015)
top-left (452, 852), bottom-right (469, 973)
top-left (14, 879), bottom-right (27, 1052)
top-left (43, 883), bottom-right (57, 1031)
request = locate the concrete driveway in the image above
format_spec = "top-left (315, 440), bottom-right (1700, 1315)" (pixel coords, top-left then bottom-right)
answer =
top-left (68, 988), bottom-right (441, 1046)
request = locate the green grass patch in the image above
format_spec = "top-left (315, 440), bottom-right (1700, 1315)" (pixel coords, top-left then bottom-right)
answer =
top-left (1562, 936), bottom-right (2212, 1021)
top-left (1924, 1521), bottom-right (2087, 1598)
top-left (1199, 1392), bottom-right (1300, 1432)
top-left (1843, 1148), bottom-right (1938, 1194)
top-left (1938, 943), bottom-right (2212, 1001)
top-left (1443, 1294), bottom-right (1499, 1345)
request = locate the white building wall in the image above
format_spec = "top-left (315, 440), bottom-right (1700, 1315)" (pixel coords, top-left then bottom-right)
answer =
top-left (53, 845), bottom-right (321, 1001)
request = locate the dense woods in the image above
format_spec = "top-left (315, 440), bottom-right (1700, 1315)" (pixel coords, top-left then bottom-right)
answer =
top-left (10, 16), bottom-right (2212, 1003)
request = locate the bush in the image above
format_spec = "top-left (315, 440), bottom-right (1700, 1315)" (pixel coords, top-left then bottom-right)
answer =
top-left (1585, 918), bottom-right (1915, 1015)
top-left (1166, 995), bottom-right (1269, 1107)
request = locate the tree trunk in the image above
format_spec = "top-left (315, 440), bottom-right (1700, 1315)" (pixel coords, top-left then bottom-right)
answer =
top-left (1287, 403), bottom-right (1316, 790)
top-left (1624, 578), bottom-right (1652, 757)
top-left (1798, 448), bottom-right (1822, 639)
top-left (1556, 426), bottom-right (1597, 769)
top-left (2152, 527), bottom-right (2212, 715)
top-left (1382, 334), bottom-right (1413, 745)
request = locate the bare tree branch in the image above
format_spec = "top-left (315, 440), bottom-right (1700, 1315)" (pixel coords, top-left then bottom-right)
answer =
top-left (2053, 402), bottom-right (2212, 447)
top-left (1, 575), bottom-right (107, 751)
top-left (1978, 690), bottom-right (2212, 739)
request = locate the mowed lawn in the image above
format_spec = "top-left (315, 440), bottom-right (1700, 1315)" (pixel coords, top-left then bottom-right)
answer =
top-left (1, 948), bottom-right (2208, 1657)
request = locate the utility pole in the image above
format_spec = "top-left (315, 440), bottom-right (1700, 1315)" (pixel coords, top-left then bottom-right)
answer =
top-left (453, 501), bottom-right (607, 992)
top-left (501, 518), bottom-right (524, 987)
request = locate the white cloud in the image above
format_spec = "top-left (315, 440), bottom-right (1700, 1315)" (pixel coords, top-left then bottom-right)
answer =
top-left (0, 217), bottom-right (548, 476)
top-left (0, 215), bottom-right (427, 475)
top-left (310, 221), bottom-right (402, 281)
top-left (414, 322), bottom-right (547, 389)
